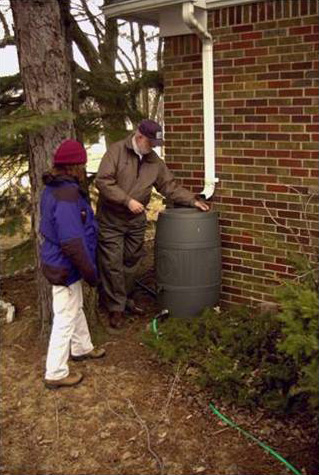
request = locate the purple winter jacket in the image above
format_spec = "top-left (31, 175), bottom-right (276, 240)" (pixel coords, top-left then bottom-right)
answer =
top-left (40, 174), bottom-right (98, 287)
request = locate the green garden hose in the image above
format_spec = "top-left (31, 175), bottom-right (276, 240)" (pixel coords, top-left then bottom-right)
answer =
top-left (151, 317), bottom-right (303, 475)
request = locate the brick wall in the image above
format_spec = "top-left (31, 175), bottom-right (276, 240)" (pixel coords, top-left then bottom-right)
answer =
top-left (163, 0), bottom-right (318, 306)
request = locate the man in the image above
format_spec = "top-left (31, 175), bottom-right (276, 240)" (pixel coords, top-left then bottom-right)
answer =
top-left (96, 119), bottom-right (209, 329)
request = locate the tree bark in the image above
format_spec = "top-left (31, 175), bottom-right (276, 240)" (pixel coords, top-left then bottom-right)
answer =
top-left (10, 0), bottom-right (74, 334)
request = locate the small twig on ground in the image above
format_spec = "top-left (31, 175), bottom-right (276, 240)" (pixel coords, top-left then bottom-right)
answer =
top-left (161, 362), bottom-right (181, 420)
top-left (54, 394), bottom-right (60, 443)
top-left (101, 373), bottom-right (165, 475)
top-left (211, 427), bottom-right (230, 436)
top-left (106, 399), bottom-right (127, 421)
top-left (13, 344), bottom-right (25, 352)
top-left (128, 399), bottom-right (165, 475)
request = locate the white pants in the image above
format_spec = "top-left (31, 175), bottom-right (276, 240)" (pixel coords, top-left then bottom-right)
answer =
top-left (45, 281), bottom-right (94, 380)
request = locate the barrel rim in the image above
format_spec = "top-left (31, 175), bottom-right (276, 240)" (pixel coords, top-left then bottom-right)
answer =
top-left (158, 209), bottom-right (218, 219)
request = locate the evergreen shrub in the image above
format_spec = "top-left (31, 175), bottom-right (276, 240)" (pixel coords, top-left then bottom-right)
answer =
top-left (144, 282), bottom-right (318, 413)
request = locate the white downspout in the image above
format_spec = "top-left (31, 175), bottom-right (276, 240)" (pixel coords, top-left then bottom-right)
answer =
top-left (182, 2), bottom-right (218, 199)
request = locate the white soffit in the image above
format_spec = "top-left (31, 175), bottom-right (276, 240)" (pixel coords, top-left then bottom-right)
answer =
top-left (103, 0), bottom-right (206, 23)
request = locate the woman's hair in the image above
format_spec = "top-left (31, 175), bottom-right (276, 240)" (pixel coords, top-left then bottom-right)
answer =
top-left (51, 164), bottom-right (86, 182)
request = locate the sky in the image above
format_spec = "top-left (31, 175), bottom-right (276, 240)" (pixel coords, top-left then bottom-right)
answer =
top-left (0, 1), bottom-right (160, 170)
top-left (0, 0), bottom-right (159, 76)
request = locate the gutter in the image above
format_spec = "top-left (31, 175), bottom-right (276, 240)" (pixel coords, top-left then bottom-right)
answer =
top-left (182, 2), bottom-right (218, 199)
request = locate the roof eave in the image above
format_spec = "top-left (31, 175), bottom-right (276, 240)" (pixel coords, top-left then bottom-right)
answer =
top-left (103, 0), bottom-right (265, 20)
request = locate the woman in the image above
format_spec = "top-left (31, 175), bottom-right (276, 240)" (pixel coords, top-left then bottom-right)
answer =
top-left (40, 139), bottom-right (105, 389)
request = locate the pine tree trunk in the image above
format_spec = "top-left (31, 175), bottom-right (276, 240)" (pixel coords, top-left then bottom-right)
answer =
top-left (10, 0), bottom-right (74, 335)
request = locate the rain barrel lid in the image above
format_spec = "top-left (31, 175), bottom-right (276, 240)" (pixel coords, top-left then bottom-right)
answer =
top-left (159, 208), bottom-right (217, 219)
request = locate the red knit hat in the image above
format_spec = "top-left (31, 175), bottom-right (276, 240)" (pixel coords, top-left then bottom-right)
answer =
top-left (53, 139), bottom-right (87, 165)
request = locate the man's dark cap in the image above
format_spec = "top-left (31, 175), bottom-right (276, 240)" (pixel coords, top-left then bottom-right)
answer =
top-left (138, 119), bottom-right (163, 146)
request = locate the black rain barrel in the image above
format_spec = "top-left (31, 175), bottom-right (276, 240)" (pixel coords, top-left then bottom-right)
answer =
top-left (155, 209), bottom-right (221, 318)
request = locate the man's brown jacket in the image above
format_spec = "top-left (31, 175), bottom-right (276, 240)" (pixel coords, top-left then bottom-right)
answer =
top-left (95, 134), bottom-right (195, 217)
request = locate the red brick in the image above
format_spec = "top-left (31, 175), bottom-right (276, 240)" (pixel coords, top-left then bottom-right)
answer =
top-left (265, 263), bottom-right (287, 272)
top-left (233, 265), bottom-right (253, 274)
top-left (223, 242), bottom-right (241, 250)
top-left (234, 157), bottom-right (254, 165)
top-left (234, 205), bottom-right (254, 213)
top-left (291, 169), bottom-right (309, 177)
top-left (291, 134), bottom-right (310, 142)
top-left (215, 43), bottom-right (231, 51)
top-left (165, 102), bottom-right (182, 109)
top-left (256, 175), bottom-right (278, 183)
top-left (222, 286), bottom-right (242, 295)
top-left (265, 201), bottom-right (288, 209)
top-left (245, 47), bottom-right (268, 56)
top-left (278, 159), bottom-right (302, 167)
top-left (233, 25), bottom-right (253, 33)
top-left (292, 115), bottom-right (312, 123)
top-left (305, 88), bottom-right (319, 96)
top-left (222, 197), bottom-right (242, 204)
top-left (241, 32), bottom-right (262, 40)
top-left (279, 89), bottom-right (303, 97)
top-left (266, 184), bottom-right (288, 192)
top-left (245, 149), bottom-right (266, 157)
top-left (268, 133), bottom-right (290, 141)
top-left (233, 40), bottom-right (254, 49)
top-left (289, 26), bottom-right (312, 35)
top-left (293, 98), bottom-right (312, 105)
top-left (268, 80), bottom-right (291, 88)
top-left (243, 199), bottom-right (263, 207)
top-left (234, 57), bottom-right (256, 66)
top-left (292, 62), bottom-right (312, 70)
top-left (269, 63), bottom-right (291, 72)
top-left (278, 211), bottom-right (301, 219)
top-left (242, 245), bottom-right (263, 253)
top-left (291, 151), bottom-right (312, 158)
top-left (256, 124), bottom-right (280, 132)
top-left (304, 34), bottom-right (319, 42)
top-left (256, 107), bottom-right (278, 114)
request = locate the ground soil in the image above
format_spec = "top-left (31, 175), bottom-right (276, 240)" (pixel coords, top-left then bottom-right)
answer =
top-left (0, 249), bottom-right (318, 475)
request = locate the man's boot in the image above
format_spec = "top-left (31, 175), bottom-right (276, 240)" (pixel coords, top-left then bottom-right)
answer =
top-left (109, 311), bottom-right (125, 329)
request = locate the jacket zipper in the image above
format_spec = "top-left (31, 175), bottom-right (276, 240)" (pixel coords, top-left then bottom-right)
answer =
top-left (136, 157), bottom-right (143, 178)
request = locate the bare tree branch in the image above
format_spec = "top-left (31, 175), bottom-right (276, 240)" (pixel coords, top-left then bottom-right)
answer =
top-left (0, 10), bottom-right (15, 47)
top-left (0, 9), bottom-right (10, 36)
top-left (150, 90), bottom-right (162, 120)
top-left (129, 21), bottom-right (140, 72)
top-left (0, 36), bottom-right (15, 47)
top-left (79, 0), bottom-right (103, 43)
top-left (116, 54), bottom-right (134, 83)
top-left (138, 23), bottom-right (148, 116)
top-left (118, 44), bottom-right (137, 73)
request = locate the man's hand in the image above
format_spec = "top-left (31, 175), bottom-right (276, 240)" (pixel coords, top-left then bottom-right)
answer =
top-left (128, 198), bottom-right (145, 214)
top-left (194, 200), bottom-right (210, 212)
